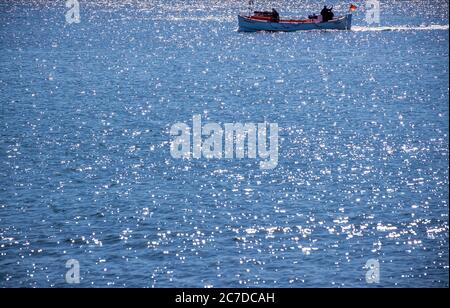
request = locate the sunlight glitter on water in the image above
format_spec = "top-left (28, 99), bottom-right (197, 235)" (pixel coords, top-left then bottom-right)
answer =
top-left (0, 0), bottom-right (448, 288)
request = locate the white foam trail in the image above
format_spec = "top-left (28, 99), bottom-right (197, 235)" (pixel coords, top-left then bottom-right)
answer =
top-left (353, 24), bottom-right (449, 32)
top-left (155, 16), bottom-right (234, 22)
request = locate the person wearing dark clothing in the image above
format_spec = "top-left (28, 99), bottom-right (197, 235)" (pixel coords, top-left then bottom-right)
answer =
top-left (328, 7), bottom-right (334, 20)
top-left (320, 6), bottom-right (328, 21)
top-left (320, 5), bottom-right (334, 22)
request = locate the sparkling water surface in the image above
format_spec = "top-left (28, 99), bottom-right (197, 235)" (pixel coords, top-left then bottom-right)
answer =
top-left (0, 0), bottom-right (448, 287)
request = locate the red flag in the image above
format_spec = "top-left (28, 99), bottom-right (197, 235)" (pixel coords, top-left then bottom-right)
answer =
top-left (349, 4), bottom-right (358, 12)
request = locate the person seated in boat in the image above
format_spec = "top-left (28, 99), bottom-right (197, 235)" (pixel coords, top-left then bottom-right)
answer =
top-left (320, 5), bottom-right (334, 22)
top-left (320, 6), bottom-right (328, 21)
top-left (271, 8), bottom-right (280, 22)
top-left (328, 7), bottom-right (334, 20)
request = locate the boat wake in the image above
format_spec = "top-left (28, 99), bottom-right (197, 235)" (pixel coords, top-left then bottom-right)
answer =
top-left (155, 16), bottom-right (234, 22)
top-left (352, 24), bottom-right (449, 32)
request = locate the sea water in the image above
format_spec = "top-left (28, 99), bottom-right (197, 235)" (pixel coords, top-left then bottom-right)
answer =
top-left (0, 0), bottom-right (448, 287)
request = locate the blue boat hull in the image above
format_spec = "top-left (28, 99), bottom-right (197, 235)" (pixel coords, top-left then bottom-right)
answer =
top-left (238, 14), bottom-right (352, 32)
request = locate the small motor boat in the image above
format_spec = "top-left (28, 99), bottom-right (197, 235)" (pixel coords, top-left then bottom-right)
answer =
top-left (238, 5), bottom-right (355, 32)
